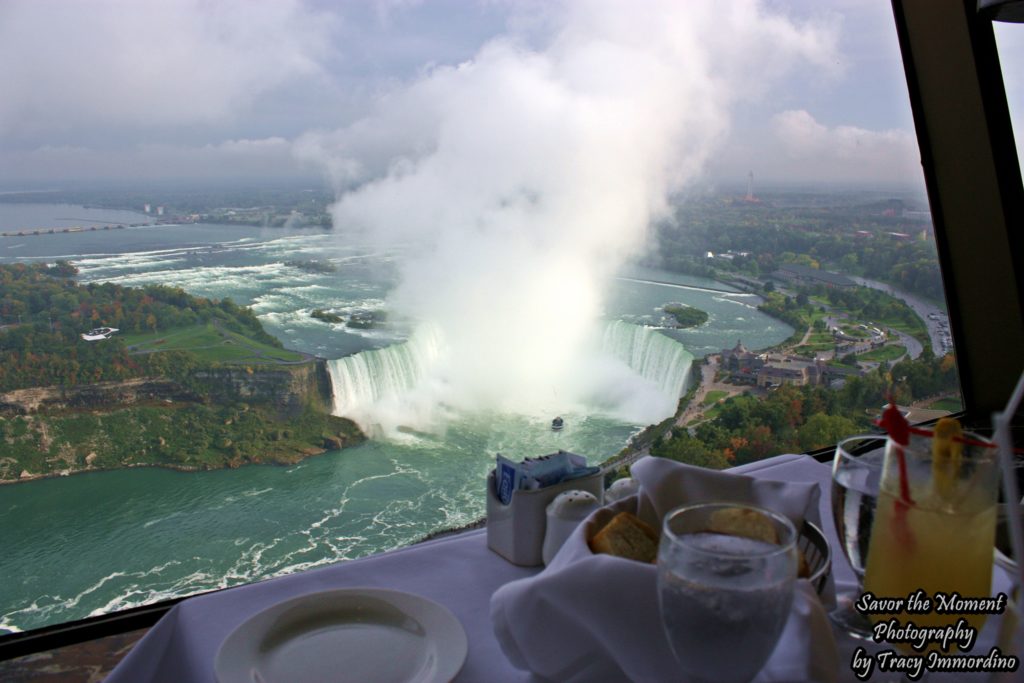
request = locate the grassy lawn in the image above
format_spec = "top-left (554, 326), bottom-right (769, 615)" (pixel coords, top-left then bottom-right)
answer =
top-left (220, 329), bottom-right (305, 362)
top-left (928, 396), bottom-right (963, 412)
top-left (858, 344), bottom-right (907, 362)
top-left (702, 390), bottom-right (728, 406)
top-left (121, 325), bottom-right (222, 349)
top-left (122, 323), bottom-right (305, 363)
top-left (806, 330), bottom-right (834, 345)
top-left (798, 328), bottom-right (836, 354)
top-left (801, 338), bottom-right (837, 354)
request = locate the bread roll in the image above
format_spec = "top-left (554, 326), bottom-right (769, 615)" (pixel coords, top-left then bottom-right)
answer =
top-left (589, 511), bottom-right (660, 563)
top-left (708, 507), bottom-right (779, 545)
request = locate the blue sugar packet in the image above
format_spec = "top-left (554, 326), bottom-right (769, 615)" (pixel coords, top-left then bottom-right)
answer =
top-left (522, 451), bottom-right (578, 488)
top-left (496, 454), bottom-right (523, 505)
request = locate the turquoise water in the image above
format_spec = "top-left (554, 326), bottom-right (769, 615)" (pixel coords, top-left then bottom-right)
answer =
top-left (0, 204), bottom-right (791, 632)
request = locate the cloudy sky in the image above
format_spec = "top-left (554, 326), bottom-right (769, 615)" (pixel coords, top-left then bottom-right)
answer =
top-left (0, 0), bottom-right (1020, 188)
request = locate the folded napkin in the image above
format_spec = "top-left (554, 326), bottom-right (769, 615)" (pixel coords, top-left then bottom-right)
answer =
top-left (490, 456), bottom-right (839, 683)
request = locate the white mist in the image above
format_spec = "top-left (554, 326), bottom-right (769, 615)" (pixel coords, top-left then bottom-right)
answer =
top-left (300, 1), bottom-right (837, 433)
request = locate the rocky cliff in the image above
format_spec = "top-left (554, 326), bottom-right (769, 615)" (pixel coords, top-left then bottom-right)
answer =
top-left (0, 360), bottom-right (364, 484)
top-left (0, 360), bottom-right (335, 417)
top-left (192, 361), bottom-right (335, 416)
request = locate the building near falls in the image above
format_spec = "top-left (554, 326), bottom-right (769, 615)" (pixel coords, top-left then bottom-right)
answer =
top-left (721, 340), bottom-right (763, 381)
top-left (756, 356), bottom-right (826, 388)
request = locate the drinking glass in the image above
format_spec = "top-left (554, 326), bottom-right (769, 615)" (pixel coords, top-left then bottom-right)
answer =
top-left (862, 429), bottom-right (999, 634)
top-left (830, 435), bottom-right (886, 638)
top-left (657, 503), bottom-right (798, 683)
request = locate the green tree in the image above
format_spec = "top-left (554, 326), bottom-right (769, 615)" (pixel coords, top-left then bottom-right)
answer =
top-left (798, 413), bottom-right (857, 452)
top-left (652, 431), bottom-right (731, 470)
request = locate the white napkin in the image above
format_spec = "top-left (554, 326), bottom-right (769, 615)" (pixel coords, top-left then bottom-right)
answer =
top-left (490, 456), bottom-right (840, 683)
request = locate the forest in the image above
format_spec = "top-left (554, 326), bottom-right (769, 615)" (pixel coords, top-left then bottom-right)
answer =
top-left (0, 261), bottom-right (280, 391)
top-left (651, 192), bottom-right (944, 302)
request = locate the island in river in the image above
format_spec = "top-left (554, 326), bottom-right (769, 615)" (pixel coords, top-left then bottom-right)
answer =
top-left (0, 262), bottom-right (364, 484)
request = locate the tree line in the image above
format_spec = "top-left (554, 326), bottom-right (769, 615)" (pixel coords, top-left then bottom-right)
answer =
top-left (652, 352), bottom-right (959, 469)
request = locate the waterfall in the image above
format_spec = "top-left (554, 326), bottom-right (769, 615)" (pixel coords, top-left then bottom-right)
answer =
top-left (326, 325), bottom-right (443, 417)
top-left (325, 320), bottom-right (693, 426)
top-left (600, 320), bottom-right (694, 401)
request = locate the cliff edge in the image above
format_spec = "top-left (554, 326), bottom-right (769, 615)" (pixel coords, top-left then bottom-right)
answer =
top-left (0, 360), bottom-right (365, 484)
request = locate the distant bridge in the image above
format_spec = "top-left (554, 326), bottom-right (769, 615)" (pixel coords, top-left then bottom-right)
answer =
top-left (0, 224), bottom-right (143, 237)
top-left (615, 276), bottom-right (757, 296)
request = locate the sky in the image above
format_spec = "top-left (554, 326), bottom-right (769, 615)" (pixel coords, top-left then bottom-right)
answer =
top-left (0, 0), bottom-right (1020, 188)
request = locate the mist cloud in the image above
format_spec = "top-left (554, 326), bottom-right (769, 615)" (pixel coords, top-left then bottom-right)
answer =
top-left (304, 0), bottom-right (839, 428)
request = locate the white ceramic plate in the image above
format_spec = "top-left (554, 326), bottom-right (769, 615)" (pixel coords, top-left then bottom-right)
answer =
top-left (214, 588), bottom-right (468, 683)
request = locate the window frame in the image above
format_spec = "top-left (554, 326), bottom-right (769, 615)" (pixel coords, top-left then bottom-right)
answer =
top-left (892, 0), bottom-right (1024, 419)
top-left (1, 0), bottom-right (1022, 662)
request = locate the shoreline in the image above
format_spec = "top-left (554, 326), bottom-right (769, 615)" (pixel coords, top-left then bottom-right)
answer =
top-left (0, 440), bottom-right (353, 487)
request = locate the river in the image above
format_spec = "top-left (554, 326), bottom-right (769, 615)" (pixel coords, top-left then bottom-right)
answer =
top-left (0, 203), bottom-right (792, 632)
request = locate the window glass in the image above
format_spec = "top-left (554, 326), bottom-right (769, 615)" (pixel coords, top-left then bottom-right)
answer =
top-left (994, 21), bottom-right (1024, 179)
top-left (0, 1), bottom-right (962, 633)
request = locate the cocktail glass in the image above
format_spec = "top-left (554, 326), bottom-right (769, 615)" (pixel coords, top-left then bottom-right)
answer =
top-left (829, 435), bottom-right (886, 638)
top-left (862, 428), bottom-right (999, 635)
top-left (657, 503), bottom-right (798, 683)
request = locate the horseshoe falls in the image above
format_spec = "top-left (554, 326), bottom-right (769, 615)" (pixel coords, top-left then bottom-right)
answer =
top-left (326, 320), bottom-right (694, 432)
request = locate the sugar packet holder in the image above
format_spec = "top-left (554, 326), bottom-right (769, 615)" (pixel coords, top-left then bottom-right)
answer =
top-left (487, 466), bottom-right (604, 566)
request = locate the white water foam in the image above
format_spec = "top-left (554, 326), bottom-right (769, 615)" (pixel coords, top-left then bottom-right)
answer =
top-left (89, 262), bottom-right (291, 292)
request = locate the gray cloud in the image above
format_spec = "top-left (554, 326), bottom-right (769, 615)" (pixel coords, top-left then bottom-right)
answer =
top-left (769, 109), bottom-right (921, 182)
top-left (0, 0), bottom-right (977, 188)
top-left (0, 0), bottom-right (335, 137)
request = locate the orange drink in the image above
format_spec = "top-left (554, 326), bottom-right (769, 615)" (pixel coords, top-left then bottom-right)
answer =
top-left (862, 420), bottom-right (999, 638)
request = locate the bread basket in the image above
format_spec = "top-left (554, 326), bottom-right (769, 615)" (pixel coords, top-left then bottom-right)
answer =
top-left (799, 520), bottom-right (832, 596)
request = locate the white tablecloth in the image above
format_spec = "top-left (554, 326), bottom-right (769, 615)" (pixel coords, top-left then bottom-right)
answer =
top-left (103, 454), bottom-right (851, 683)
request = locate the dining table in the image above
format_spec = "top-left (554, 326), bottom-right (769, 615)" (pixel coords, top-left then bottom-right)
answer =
top-left (102, 453), bottom-right (1013, 683)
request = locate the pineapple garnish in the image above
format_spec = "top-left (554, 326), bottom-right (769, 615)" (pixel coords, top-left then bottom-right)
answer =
top-left (931, 417), bottom-right (964, 500)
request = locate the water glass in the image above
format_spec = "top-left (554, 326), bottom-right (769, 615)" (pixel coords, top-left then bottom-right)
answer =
top-left (830, 435), bottom-right (886, 638)
top-left (657, 503), bottom-right (798, 683)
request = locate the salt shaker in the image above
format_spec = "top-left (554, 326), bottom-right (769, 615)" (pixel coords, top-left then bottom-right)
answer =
top-left (542, 490), bottom-right (600, 565)
top-left (604, 476), bottom-right (639, 504)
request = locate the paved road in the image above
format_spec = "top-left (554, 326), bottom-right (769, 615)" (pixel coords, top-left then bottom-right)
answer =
top-left (894, 329), bottom-right (923, 360)
top-left (850, 276), bottom-right (948, 356)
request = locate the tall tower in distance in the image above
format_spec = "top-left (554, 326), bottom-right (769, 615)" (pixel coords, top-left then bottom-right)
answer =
top-left (745, 171), bottom-right (755, 202)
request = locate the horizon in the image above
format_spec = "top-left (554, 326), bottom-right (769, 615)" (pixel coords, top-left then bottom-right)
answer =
top-left (0, 177), bottom-right (931, 197)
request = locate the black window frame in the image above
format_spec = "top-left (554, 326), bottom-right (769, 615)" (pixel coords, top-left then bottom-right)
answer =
top-left (2, 0), bottom-right (1022, 662)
